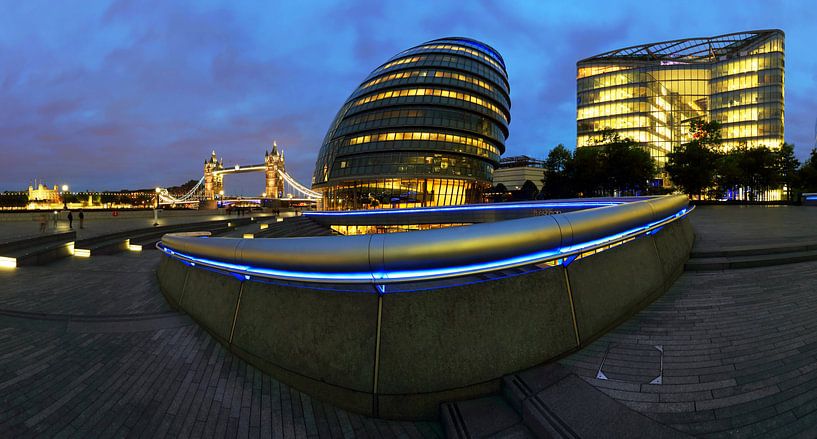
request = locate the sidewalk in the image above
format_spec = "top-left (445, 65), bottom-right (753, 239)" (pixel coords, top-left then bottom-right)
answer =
top-left (0, 212), bottom-right (275, 244)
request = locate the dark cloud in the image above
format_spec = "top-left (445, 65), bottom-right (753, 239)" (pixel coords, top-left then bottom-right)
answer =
top-left (0, 0), bottom-right (815, 192)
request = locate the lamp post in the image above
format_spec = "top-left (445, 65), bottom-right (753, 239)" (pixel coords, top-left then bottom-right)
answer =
top-left (61, 185), bottom-right (69, 210)
top-left (154, 187), bottom-right (161, 226)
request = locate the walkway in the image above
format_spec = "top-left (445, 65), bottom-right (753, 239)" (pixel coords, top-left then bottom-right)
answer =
top-left (0, 211), bottom-right (284, 243)
top-left (688, 205), bottom-right (817, 249)
top-left (559, 205), bottom-right (817, 437)
top-left (0, 252), bottom-right (441, 438)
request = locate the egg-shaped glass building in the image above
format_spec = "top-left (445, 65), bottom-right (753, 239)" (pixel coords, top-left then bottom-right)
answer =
top-left (312, 37), bottom-right (510, 210)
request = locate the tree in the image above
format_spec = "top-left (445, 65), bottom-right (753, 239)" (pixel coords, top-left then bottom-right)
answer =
top-left (587, 129), bottom-right (657, 196)
top-left (602, 139), bottom-right (656, 195)
top-left (541, 144), bottom-right (574, 199)
top-left (800, 148), bottom-right (817, 193)
top-left (665, 121), bottom-right (722, 198)
top-left (0, 193), bottom-right (28, 208)
top-left (775, 143), bottom-right (800, 201)
top-left (491, 183), bottom-right (509, 203)
top-left (714, 147), bottom-right (743, 199)
top-left (571, 146), bottom-right (606, 197)
top-left (519, 180), bottom-right (539, 201)
top-left (741, 146), bottom-right (779, 200)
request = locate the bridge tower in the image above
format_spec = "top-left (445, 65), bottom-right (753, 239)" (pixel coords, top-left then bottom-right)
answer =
top-left (203, 151), bottom-right (223, 201)
top-left (264, 141), bottom-right (285, 198)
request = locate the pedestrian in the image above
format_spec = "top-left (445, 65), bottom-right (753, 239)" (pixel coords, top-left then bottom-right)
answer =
top-left (67, 211), bottom-right (74, 229)
top-left (79, 210), bottom-right (85, 229)
top-left (38, 213), bottom-right (47, 233)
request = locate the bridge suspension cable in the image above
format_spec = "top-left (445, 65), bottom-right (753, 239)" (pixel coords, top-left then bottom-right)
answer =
top-left (277, 169), bottom-right (321, 199)
top-left (158, 176), bottom-right (205, 204)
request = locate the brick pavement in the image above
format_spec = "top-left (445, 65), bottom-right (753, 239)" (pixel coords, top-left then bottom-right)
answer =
top-left (688, 205), bottom-right (817, 249)
top-left (560, 260), bottom-right (817, 438)
top-left (0, 252), bottom-right (441, 438)
top-left (0, 211), bottom-right (284, 243)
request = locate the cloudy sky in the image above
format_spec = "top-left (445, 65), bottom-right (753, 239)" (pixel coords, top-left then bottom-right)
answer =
top-left (2, 0), bottom-right (815, 193)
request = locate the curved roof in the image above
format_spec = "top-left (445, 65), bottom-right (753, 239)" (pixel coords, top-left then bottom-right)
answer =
top-left (429, 37), bottom-right (507, 69)
top-left (579, 29), bottom-right (783, 64)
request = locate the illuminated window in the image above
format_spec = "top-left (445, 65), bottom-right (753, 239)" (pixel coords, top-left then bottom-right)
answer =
top-left (352, 88), bottom-right (509, 123)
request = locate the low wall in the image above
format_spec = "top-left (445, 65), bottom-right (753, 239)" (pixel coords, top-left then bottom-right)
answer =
top-left (157, 212), bottom-right (693, 420)
top-left (0, 209), bottom-right (228, 222)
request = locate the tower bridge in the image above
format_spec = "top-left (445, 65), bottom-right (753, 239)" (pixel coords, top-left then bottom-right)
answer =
top-left (157, 142), bottom-right (320, 208)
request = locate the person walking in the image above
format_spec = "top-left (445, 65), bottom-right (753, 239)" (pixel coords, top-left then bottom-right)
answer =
top-left (38, 213), bottom-right (47, 233)
top-left (79, 210), bottom-right (85, 229)
top-left (67, 211), bottom-right (73, 229)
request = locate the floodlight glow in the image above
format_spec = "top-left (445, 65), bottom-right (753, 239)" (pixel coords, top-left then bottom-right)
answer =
top-left (0, 256), bottom-right (17, 269)
top-left (74, 248), bottom-right (91, 257)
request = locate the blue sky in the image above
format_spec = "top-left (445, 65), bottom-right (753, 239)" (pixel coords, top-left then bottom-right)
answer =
top-left (1, 0), bottom-right (815, 192)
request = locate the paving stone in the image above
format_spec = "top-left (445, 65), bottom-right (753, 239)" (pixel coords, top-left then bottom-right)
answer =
top-left (558, 207), bottom-right (817, 437)
top-left (0, 252), bottom-right (440, 438)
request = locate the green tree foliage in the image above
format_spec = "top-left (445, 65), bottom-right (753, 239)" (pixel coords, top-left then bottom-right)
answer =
top-left (0, 193), bottom-right (28, 207)
top-left (665, 120), bottom-right (722, 199)
top-left (800, 148), bottom-right (817, 192)
top-left (715, 146), bottom-right (779, 200)
top-left (491, 183), bottom-right (509, 203)
top-left (518, 180), bottom-right (539, 201)
top-left (538, 133), bottom-right (657, 198)
top-left (776, 143), bottom-right (800, 201)
top-left (541, 144), bottom-right (574, 199)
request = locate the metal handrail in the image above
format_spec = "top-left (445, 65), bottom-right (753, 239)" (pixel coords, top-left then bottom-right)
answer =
top-left (158, 195), bottom-right (690, 284)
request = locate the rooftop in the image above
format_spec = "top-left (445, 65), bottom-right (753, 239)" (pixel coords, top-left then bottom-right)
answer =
top-left (579, 29), bottom-right (783, 64)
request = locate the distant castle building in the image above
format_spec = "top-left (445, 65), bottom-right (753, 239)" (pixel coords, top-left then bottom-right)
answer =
top-left (28, 182), bottom-right (61, 204)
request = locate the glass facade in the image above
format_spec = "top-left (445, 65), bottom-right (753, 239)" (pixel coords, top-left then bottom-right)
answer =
top-left (577, 30), bottom-right (785, 178)
top-left (312, 37), bottom-right (510, 210)
top-left (330, 223), bottom-right (471, 235)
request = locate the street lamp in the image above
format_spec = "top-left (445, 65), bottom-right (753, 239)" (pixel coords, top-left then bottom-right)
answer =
top-left (61, 185), bottom-right (69, 209)
top-left (154, 187), bottom-right (161, 226)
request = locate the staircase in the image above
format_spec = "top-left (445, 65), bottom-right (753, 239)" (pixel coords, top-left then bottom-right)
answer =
top-left (685, 240), bottom-right (817, 270)
top-left (253, 216), bottom-right (339, 238)
top-left (441, 363), bottom-right (689, 438)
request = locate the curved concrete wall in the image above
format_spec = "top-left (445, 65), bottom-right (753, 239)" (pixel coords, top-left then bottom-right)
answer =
top-left (157, 207), bottom-right (693, 420)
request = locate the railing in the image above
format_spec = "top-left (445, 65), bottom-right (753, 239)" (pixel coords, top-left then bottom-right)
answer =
top-left (158, 195), bottom-right (690, 285)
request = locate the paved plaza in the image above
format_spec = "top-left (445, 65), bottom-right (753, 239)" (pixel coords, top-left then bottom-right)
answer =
top-left (557, 205), bottom-right (817, 437)
top-left (0, 210), bottom-right (286, 243)
top-left (1, 205), bottom-right (816, 437)
top-left (0, 252), bottom-right (441, 438)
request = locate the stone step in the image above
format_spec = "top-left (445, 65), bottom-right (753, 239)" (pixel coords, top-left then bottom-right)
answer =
top-left (0, 231), bottom-right (76, 267)
top-left (691, 240), bottom-right (817, 258)
top-left (440, 395), bottom-right (534, 439)
top-left (685, 249), bottom-right (817, 271)
top-left (503, 363), bottom-right (689, 438)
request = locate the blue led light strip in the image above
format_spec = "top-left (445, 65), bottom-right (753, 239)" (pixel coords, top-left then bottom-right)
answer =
top-left (303, 200), bottom-right (623, 217)
top-left (159, 207), bottom-right (691, 286)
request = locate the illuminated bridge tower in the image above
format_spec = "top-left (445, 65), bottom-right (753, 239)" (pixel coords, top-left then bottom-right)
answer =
top-left (203, 151), bottom-right (224, 201)
top-left (264, 141), bottom-right (286, 198)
